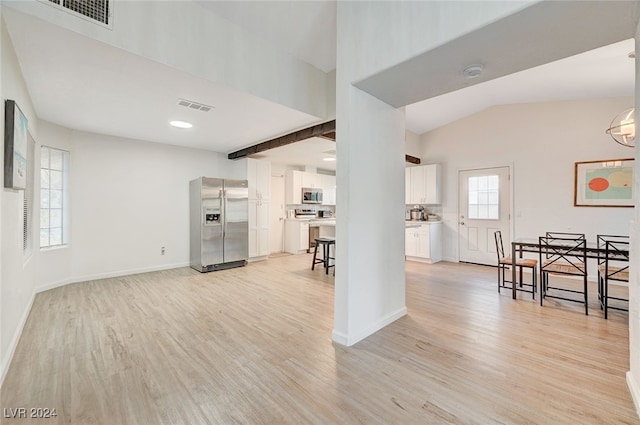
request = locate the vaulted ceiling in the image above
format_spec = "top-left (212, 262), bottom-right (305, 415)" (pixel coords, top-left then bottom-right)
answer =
top-left (2, 1), bottom-right (635, 173)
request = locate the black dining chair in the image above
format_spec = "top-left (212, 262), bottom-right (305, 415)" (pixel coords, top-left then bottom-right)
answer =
top-left (494, 231), bottom-right (538, 298)
top-left (597, 235), bottom-right (629, 319)
top-left (539, 234), bottom-right (588, 315)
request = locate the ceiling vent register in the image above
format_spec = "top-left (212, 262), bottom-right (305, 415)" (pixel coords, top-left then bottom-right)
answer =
top-left (46, 0), bottom-right (110, 25)
top-left (177, 99), bottom-right (214, 112)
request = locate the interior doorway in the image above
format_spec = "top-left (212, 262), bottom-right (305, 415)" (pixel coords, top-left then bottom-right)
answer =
top-left (270, 174), bottom-right (285, 253)
top-left (458, 166), bottom-right (511, 265)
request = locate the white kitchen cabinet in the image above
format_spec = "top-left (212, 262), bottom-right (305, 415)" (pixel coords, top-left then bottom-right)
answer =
top-left (318, 174), bottom-right (336, 205)
top-left (247, 158), bottom-right (271, 200)
top-left (249, 199), bottom-right (270, 259)
top-left (301, 172), bottom-right (320, 188)
top-left (406, 164), bottom-right (441, 205)
top-left (284, 219), bottom-right (309, 254)
top-left (285, 170), bottom-right (302, 204)
top-left (322, 185), bottom-right (336, 205)
top-left (246, 158), bottom-right (271, 260)
top-left (405, 222), bottom-right (441, 263)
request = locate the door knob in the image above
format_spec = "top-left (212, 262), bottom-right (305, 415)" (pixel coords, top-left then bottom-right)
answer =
top-left (460, 221), bottom-right (465, 225)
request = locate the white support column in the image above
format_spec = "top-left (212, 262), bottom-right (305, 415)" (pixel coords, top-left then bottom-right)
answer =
top-left (332, 84), bottom-right (407, 346)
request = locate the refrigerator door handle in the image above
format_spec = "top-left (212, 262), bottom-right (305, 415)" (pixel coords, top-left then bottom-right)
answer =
top-left (222, 190), bottom-right (227, 239)
top-left (220, 189), bottom-right (225, 238)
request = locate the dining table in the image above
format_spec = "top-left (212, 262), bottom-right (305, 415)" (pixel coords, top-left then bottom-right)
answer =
top-left (509, 237), bottom-right (629, 300)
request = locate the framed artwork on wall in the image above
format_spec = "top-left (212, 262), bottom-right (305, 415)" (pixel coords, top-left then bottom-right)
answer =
top-left (4, 99), bottom-right (28, 190)
top-left (574, 158), bottom-right (634, 207)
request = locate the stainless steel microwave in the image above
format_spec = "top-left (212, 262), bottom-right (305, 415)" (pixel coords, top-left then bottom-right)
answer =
top-left (302, 187), bottom-right (323, 204)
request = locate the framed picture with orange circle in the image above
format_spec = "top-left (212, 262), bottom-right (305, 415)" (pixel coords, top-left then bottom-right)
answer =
top-left (574, 158), bottom-right (634, 207)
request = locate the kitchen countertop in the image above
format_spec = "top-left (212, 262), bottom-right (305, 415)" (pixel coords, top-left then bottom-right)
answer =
top-left (309, 219), bottom-right (336, 226)
top-left (406, 220), bottom-right (442, 228)
top-left (286, 217), bottom-right (336, 226)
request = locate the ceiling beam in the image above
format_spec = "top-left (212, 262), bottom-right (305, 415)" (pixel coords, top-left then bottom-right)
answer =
top-left (228, 119), bottom-right (419, 165)
top-left (228, 120), bottom-right (336, 160)
top-left (405, 155), bottom-right (420, 165)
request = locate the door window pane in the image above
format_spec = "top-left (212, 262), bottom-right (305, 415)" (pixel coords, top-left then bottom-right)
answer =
top-left (468, 175), bottom-right (500, 220)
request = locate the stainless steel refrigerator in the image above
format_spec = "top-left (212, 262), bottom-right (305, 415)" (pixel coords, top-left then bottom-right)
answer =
top-left (190, 177), bottom-right (249, 272)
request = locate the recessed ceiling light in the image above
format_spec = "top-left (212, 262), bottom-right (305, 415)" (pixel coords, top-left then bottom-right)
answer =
top-left (169, 120), bottom-right (193, 129)
top-left (323, 157), bottom-right (336, 162)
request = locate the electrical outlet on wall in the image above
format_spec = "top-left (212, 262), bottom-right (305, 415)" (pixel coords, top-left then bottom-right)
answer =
top-left (161, 246), bottom-right (165, 255)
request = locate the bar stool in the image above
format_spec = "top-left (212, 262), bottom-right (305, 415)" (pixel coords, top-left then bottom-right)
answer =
top-left (312, 237), bottom-right (335, 275)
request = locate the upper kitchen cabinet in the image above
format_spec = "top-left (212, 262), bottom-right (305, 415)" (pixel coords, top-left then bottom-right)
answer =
top-left (406, 164), bottom-right (441, 205)
top-left (317, 174), bottom-right (336, 205)
top-left (301, 172), bottom-right (320, 188)
top-left (247, 158), bottom-right (271, 200)
top-left (285, 170), bottom-right (303, 204)
top-left (285, 170), bottom-right (336, 205)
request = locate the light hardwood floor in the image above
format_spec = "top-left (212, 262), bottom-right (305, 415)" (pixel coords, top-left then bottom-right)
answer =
top-left (1, 255), bottom-right (637, 424)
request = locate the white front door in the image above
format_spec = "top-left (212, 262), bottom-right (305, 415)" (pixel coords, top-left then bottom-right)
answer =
top-left (458, 167), bottom-right (511, 265)
top-left (270, 174), bottom-right (285, 253)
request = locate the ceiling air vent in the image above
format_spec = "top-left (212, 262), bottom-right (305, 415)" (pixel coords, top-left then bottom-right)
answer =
top-left (44, 0), bottom-right (111, 26)
top-left (177, 99), bottom-right (214, 112)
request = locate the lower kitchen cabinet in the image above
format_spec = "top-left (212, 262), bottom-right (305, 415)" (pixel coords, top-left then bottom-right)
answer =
top-left (284, 219), bottom-right (309, 254)
top-left (249, 199), bottom-right (270, 259)
top-left (405, 222), bottom-right (441, 263)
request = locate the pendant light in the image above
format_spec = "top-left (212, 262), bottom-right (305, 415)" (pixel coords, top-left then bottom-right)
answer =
top-left (605, 108), bottom-right (635, 147)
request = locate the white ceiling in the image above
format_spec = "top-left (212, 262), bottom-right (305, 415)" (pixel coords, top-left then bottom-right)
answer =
top-left (405, 38), bottom-right (636, 135)
top-left (2, 2), bottom-right (635, 170)
top-left (2, 6), bottom-right (322, 154)
top-left (196, 1), bottom-right (337, 73)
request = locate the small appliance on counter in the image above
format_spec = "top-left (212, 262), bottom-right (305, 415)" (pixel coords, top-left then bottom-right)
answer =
top-left (318, 210), bottom-right (334, 219)
top-left (294, 208), bottom-right (316, 219)
top-left (409, 205), bottom-right (425, 221)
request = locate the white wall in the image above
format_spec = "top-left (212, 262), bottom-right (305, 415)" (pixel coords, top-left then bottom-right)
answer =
top-left (36, 122), bottom-right (237, 290)
top-left (3, 1), bottom-right (329, 120)
top-left (628, 24), bottom-right (640, 418)
top-left (421, 98), bottom-right (635, 262)
top-left (0, 13), bottom-right (39, 385)
top-left (405, 130), bottom-right (421, 158)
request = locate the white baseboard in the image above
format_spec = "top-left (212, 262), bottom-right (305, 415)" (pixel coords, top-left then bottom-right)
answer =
top-left (331, 329), bottom-right (349, 346)
top-left (332, 306), bottom-right (408, 347)
top-left (0, 290), bottom-right (36, 388)
top-left (628, 371), bottom-right (640, 418)
top-left (35, 261), bottom-right (190, 293)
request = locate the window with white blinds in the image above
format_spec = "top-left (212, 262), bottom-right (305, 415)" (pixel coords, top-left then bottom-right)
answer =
top-left (40, 146), bottom-right (70, 249)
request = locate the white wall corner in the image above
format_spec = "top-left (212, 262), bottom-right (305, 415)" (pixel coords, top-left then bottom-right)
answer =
top-left (333, 306), bottom-right (408, 347)
top-left (0, 290), bottom-right (35, 388)
top-left (627, 371), bottom-right (640, 419)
